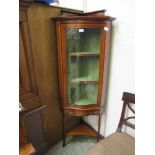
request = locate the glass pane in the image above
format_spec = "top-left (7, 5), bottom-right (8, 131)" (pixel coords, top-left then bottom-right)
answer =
top-left (66, 28), bottom-right (101, 106)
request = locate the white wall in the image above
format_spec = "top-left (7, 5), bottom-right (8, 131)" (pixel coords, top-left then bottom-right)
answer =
top-left (58, 0), bottom-right (83, 10)
top-left (84, 0), bottom-right (135, 137)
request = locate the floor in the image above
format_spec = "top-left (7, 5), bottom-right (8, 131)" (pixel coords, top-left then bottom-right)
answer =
top-left (44, 136), bottom-right (97, 155)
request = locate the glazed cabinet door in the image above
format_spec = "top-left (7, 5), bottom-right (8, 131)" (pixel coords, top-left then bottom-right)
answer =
top-left (60, 24), bottom-right (106, 107)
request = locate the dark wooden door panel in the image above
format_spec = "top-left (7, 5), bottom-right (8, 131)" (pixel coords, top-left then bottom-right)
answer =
top-left (20, 26), bottom-right (31, 94)
top-left (19, 10), bottom-right (39, 104)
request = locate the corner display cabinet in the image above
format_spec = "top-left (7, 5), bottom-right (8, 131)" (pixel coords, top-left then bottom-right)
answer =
top-left (53, 10), bottom-right (115, 146)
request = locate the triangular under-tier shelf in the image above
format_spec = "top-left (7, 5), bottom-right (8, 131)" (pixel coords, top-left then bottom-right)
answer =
top-left (66, 122), bottom-right (97, 137)
top-left (68, 52), bottom-right (100, 56)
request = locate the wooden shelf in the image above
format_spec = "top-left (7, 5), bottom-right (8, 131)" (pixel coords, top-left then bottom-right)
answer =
top-left (66, 122), bottom-right (97, 137)
top-left (70, 77), bottom-right (98, 84)
top-left (68, 52), bottom-right (100, 56)
top-left (70, 79), bottom-right (98, 84)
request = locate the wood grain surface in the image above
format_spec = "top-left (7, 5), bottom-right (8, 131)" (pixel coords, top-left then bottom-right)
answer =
top-left (22, 3), bottom-right (80, 147)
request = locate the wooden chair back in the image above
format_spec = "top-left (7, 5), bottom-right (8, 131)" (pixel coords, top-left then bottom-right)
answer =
top-left (117, 92), bottom-right (135, 132)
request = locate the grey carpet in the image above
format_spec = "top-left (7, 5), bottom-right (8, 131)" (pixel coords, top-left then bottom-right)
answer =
top-left (44, 136), bottom-right (97, 155)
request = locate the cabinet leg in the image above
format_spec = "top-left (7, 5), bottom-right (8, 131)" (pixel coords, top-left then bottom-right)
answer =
top-left (62, 114), bottom-right (66, 147)
top-left (63, 135), bottom-right (66, 147)
top-left (97, 114), bottom-right (101, 142)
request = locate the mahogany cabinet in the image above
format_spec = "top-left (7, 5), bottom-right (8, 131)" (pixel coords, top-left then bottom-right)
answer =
top-left (53, 10), bottom-right (115, 146)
